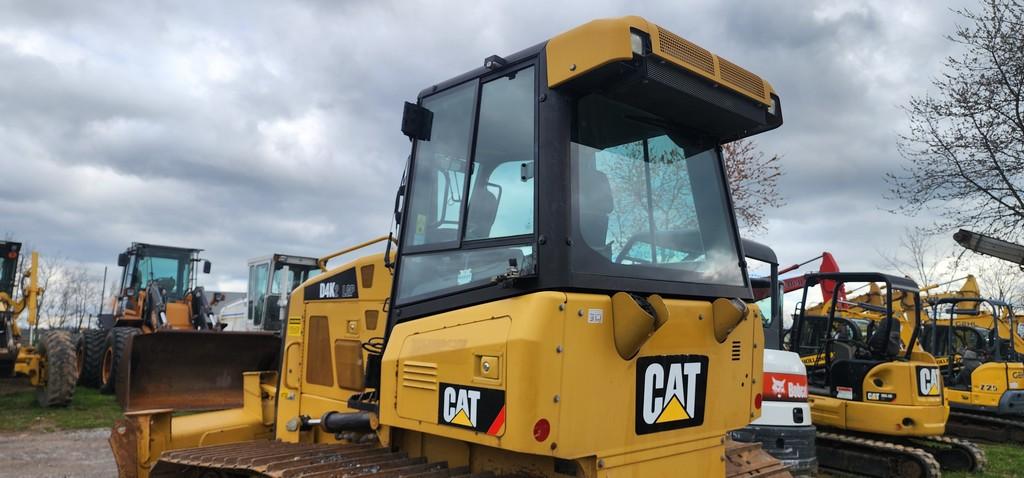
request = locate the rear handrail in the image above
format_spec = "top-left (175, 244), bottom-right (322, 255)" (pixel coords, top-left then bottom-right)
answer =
top-left (317, 236), bottom-right (397, 272)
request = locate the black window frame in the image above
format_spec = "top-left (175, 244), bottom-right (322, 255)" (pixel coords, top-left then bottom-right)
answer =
top-left (392, 57), bottom-right (541, 311)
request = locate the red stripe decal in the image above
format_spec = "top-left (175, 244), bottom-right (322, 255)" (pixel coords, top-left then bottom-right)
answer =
top-left (486, 405), bottom-right (506, 436)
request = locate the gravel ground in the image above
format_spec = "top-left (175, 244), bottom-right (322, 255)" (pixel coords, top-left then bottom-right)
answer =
top-left (0, 428), bottom-right (117, 478)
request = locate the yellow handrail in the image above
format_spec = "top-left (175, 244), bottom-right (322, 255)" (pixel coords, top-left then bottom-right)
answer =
top-left (317, 236), bottom-right (397, 272)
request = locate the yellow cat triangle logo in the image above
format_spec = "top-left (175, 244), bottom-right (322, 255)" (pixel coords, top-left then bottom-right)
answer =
top-left (450, 409), bottom-right (474, 427)
top-left (655, 395), bottom-right (690, 423)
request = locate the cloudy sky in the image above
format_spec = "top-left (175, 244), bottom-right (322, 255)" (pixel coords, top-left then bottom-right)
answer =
top-left (0, 0), bottom-right (976, 294)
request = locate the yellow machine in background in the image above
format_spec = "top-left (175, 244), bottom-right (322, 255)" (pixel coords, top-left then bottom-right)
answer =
top-left (918, 277), bottom-right (1024, 443)
top-left (789, 272), bottom-right (984, 478)
top-left (109, 16), bottom-right (792, 478)
top-left (0, 240), bottom-right (79, 407)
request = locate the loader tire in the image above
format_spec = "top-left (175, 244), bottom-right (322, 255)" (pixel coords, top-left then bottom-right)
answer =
top-left (79, 329), bottom-right (107, 388)
top-left (0, 358), bottom-right (14, 377)
top-left (35, 330), bottom-right (78, 407)
top-left (100, 327), bottom-right (140, 395)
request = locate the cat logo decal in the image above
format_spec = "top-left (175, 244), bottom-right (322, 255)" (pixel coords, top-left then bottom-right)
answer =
top-left (636, 355), bottom-right (709, 434)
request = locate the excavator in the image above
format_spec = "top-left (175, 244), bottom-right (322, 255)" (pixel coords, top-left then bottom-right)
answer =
top-left (905, 229), bottom-right (1024, 442)
top-left (89, 242), bottom-right (280, 411)
top-left (921, 293), bottom-right (1024, 442)
top-left (109, 16), bottom-right (792, 478)
top-left (0, 240), bottom-right (79, 406)
top-left (788, 272), bottom-right (985, 478)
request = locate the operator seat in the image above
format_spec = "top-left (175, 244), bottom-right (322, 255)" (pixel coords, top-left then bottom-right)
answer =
top-left (466, 186), bottom-right (499, 240)
top-left (868, 317), bottom-right (902, 358)
top-left (579, 167), bottom-right (614, 258)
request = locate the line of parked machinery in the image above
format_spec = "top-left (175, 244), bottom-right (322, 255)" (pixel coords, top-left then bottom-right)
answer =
top-left (3, 15), bottom-right (1024, 478)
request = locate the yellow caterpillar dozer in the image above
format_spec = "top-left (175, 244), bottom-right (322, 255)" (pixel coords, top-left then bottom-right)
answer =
top-left (110, 16), bottom-right (791, 477)
top-left (89, 242), bottom-right (280, 411)
top-left (789, 272), bottom-right (985, 477)
top-left (0, 240), bottom-right (79, 407)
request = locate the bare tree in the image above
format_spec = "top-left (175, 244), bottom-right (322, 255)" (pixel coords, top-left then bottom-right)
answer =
top-left (974, 259), bottom-right (1024, 304)
top-left (889, 0), bottom-right (1024, 240)
top-left (877, 228), bottom-right (953, 286)
top-left (723, 138), bottom-right (784, 231)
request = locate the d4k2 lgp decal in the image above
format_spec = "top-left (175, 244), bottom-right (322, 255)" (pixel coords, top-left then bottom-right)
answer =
top-left (437, 383), bottom-right (506, 436)
top-left (635, 355), bottom-right (709, 434)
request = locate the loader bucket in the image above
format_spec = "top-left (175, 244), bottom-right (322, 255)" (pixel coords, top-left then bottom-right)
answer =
top-left (117, 330), bottom-right (280, 412)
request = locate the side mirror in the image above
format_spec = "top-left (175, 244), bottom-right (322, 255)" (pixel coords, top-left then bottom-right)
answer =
top-left (203, 260), bottom-right (212, 274)
top-left (401, 102), bottom-right (433, 141)
top-left (117, 253), bottom-right (129, 268)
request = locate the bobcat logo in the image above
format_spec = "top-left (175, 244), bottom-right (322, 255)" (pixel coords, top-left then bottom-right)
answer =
top-left (771, 377), bottom-right (786, 398)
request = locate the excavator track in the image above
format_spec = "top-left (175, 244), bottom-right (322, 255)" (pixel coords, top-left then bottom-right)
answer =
top-left (815, 431), bottom-right (941, 478)
top-left (897, 435), bottom-right (986, 473)
top-left (947, 410), bottom-right (1024, 443)
top-left (151, 441), bottom-right (484, 478)
top-left (724, 439), bottom-right (793, 477)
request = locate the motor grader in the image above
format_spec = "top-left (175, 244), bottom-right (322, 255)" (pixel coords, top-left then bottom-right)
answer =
top-left (86, 242), bottom-right (279, 412)
top-left (110, 16), bottom-right (791, 478)
top-left (0, 240), bottom-right (79, 407)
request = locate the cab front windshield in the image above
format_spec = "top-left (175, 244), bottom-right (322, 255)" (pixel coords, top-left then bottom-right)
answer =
top-left (134, 249), bottom-right (192, 301)
top-left (0, 255), bottom-right (16, 295)
top-left (571, 93), bottom-right (744, 287)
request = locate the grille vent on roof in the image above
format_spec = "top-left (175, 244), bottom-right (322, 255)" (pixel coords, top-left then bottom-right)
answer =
top-left (657, 29), bottom-right (715, 76)
top-left (718, 58), bottom-right (767, 100)
top-left (655, 26), bottom-right (769, 104)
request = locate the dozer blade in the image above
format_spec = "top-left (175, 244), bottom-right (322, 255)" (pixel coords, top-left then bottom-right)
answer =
top-left (117, 330), bottom-right (280, 412)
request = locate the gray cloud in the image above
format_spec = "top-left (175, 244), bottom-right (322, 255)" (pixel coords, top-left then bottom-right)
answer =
top-left (0, 0), bottom-right (976, 294)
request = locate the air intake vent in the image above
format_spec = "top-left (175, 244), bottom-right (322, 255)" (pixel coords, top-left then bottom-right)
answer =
top-left (657, 29), bottom-right (714, 75)
top-left (717, 58), bottom-right (767, 101)
top-left (654, 25), bottom-right (771, 105)
top-left (731, 341), bottom-right (742, 361)
top-left (401, 361), bottom-right (438, 391)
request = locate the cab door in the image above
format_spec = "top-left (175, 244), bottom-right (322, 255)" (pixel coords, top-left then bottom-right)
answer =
top-left (247, 261), bottom-right (270, 327)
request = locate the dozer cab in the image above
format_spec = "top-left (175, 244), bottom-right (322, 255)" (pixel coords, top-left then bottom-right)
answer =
top-left (217, 253), bottom-right (320, 332)
top-left (90, 242), bottom-right (279, 411)
top-left (0, 240), bottom-right (79, 407)
top-left (111, 16), bottom-right (791, 478)
top-left (789, 272), bottom-right (985, 478)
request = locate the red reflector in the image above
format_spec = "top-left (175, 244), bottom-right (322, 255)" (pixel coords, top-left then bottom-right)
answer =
top-left (754, 393), bottom-right (762, 410)
top-left (6, 252), bottom-right (15, 259)
top-left (763, 372), bottom-right (809, 402)
top-left (533, 419), bottom-right (550, 442)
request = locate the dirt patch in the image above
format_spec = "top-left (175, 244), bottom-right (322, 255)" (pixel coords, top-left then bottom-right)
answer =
top-left (0, 428), bottom-right (116, 478)
top-left (0, 376), bottom-right (33, 395)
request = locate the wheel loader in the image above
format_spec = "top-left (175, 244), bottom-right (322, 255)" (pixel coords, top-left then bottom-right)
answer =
top-left (0, 240), bottom-right (79, 407)
top-left (217, 253), bottom-right (320, 332)
top-left (788, 272), bottom-right (985, 478)
top-left (109, 16), bottom-right (792, 478)
top-left (87, 242), bottom-right (280, 412)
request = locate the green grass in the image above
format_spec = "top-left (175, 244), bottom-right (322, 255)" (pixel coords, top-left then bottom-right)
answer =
top-left (945, 442), bottom-right (1024, 478)
top-left (0, 384), bottom-right (122, 432)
